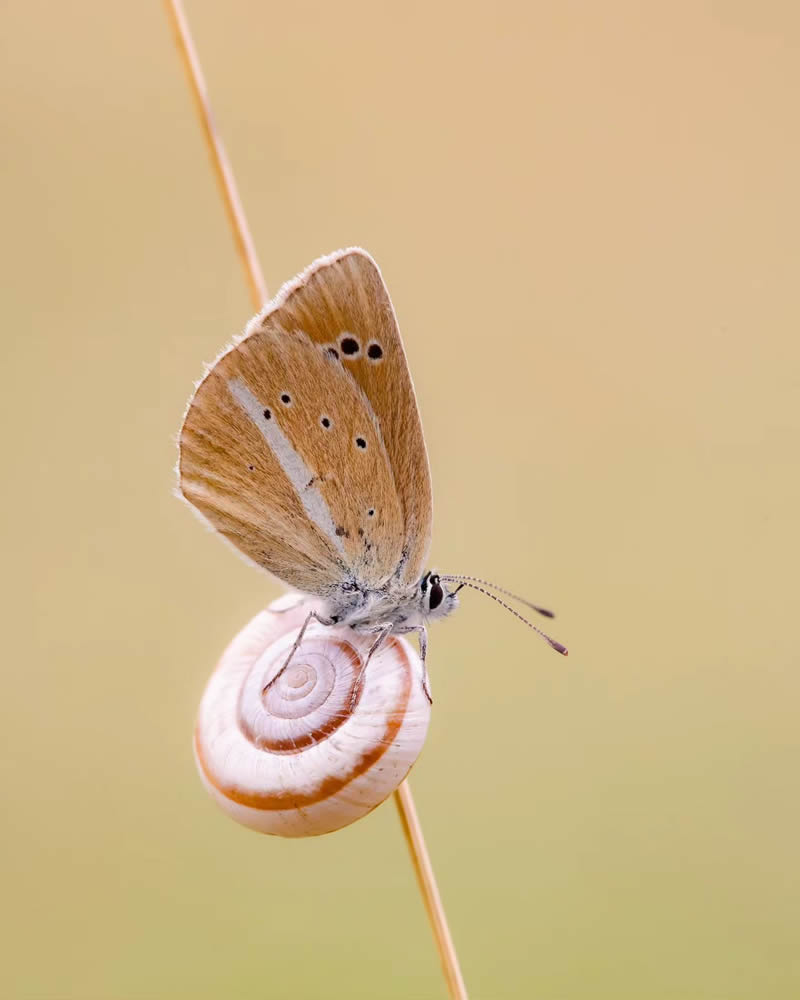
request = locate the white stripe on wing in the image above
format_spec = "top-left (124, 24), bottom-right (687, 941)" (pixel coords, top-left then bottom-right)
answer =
top-left (227, 377), bottom-right (346, 557)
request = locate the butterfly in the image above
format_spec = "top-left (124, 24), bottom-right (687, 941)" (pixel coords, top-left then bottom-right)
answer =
top-left (179, 249), bottom-right (566, 700)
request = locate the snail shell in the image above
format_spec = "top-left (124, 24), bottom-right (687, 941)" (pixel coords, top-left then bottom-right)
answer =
top-left (194, 595), bottom-right (432, 837)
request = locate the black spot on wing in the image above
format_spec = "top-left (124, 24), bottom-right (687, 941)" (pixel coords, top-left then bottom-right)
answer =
top-left (340, 335), bottom-right (360, 357)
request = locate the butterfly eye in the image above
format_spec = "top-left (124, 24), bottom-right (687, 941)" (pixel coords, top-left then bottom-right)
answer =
top-left (428, 581), bottom-right (444, 611)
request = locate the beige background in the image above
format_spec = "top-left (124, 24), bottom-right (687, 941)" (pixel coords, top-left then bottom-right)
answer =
top-left (2, 2), bottom-right (798, 997)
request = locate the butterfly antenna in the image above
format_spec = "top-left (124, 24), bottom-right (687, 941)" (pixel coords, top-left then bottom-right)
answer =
top-left (444, 580), bottom-right (568, 655)
top-left (441, 574), bottom-right (556, 618)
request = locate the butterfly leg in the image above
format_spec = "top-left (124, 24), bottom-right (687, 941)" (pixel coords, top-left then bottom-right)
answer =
top-left (262, 609), bottom-right (336, 695)
top-left (391, 625), bottom-right (432, 705)
top-left (349, 622), bottom-right (394, 710)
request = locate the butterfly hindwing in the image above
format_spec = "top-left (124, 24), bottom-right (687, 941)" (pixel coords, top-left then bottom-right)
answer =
top-left (179, 249), bottom-right (431, 593)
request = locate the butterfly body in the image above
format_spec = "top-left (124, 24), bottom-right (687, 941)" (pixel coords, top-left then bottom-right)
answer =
top-left (180, 247), bottom-right (566, 678)
top-left (322, 570), bottom-right (460, 631)
top-left (180, 248), bottom-right (458, 683)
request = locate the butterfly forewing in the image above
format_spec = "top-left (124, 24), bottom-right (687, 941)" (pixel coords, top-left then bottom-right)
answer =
top-left (263, 250), bottom-right (433, 584)
top-left (179, 249), bottom-right (432, 595)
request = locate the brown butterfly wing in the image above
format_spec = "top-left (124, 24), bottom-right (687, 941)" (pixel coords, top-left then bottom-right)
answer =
top-left (180, 345), bottom-right (344, 595)
top-left (257, 248), bottom-right (433, 586)
top-left (180, 329), bottom-right (407, 593)
top-left (180, 249), bottom-right (431, 593)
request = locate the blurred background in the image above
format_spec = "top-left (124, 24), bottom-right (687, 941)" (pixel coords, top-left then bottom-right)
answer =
top-left (2, 1), bottom-right (798, 997)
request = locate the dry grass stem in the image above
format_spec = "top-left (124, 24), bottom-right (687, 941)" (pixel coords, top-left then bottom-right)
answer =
top-left (164, 0), bottom-right (267, 308)
top-left (163, 2), bottom-right (468, 996)
top-left (394, 781), bottom-right (469, 999)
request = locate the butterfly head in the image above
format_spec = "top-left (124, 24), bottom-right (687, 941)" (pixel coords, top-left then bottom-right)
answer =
top-left (419, 570), bottom-right (460, 622)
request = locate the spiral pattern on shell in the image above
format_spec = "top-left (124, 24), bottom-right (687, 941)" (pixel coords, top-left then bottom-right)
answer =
top-left (194, 595), bottom-right (432, 836)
